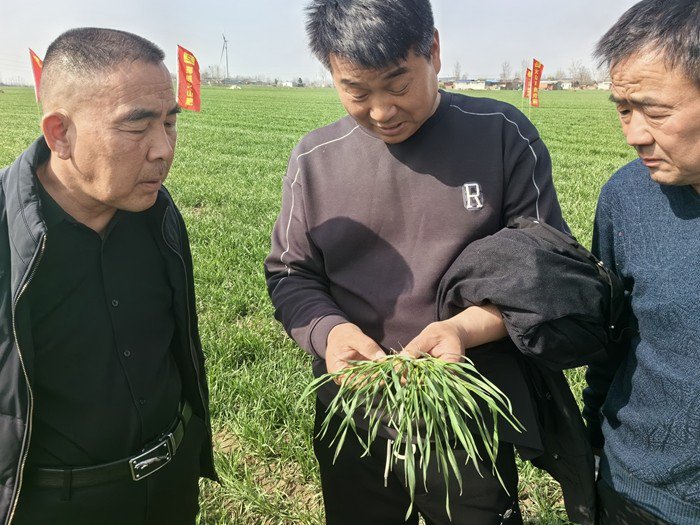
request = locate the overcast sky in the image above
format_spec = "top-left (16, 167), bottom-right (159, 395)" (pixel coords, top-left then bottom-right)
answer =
top-left (1, 0), bottom-right (638, 84)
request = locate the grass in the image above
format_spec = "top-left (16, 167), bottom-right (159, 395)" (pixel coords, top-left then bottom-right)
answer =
top-left (305, 354), bottom-right (524, 521)
top-left (0, 85), bottom-right (636, 524)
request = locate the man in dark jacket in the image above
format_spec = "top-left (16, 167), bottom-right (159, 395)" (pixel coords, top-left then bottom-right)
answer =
top-left (0, 28), bottom-right (215, 525)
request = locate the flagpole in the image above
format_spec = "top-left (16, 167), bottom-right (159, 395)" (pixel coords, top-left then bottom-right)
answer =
top-left (528, 60), bottom-right (534, 121)
top-left (28, 49), bottom-right (44, 121)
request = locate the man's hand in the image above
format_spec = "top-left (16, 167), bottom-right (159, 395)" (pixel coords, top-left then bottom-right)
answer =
top-left (325, 323), bottom-right (386, 380)
top-left (401, 304), bottom-right (507, 362)
top-left (401, 319), bottom-right (467, 363)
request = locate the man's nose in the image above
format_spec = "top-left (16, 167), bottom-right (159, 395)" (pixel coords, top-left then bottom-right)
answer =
top-left (148, 125), bottom-right (175, 162)
top-left (369, 100), bottom-right (398, 123)
top-left (624, 110), bottom-right (654, 148)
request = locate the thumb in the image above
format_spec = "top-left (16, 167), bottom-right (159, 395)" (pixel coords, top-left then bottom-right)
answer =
top-left (401, 335), bottom-right (428, 358)
top-left (355, 340), bottom-right (386, 361)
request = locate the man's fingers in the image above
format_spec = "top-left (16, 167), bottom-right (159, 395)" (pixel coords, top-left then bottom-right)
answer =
top-left (326, 348), bottom-right (355, 375)
top-left (354, 341), bottom-right (386, 361)
top-left (402, 332), bottom-right (437, 357)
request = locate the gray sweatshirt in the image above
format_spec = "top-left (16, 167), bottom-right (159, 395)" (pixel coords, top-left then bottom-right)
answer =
top-left (265, 90), bottom-right (565, 389)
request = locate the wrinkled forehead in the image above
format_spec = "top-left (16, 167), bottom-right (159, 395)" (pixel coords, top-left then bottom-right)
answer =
top-left (98, 60), bottom-right (173, 95)
top-left (329, 52), bottom-right (417, 82)
top-left (44, 59), bottom-right (174, 113)
top-left (610, 45), bottom-right (696, 85)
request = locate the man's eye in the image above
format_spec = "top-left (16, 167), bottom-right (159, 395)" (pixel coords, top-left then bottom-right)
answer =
top-left (350, 93), bottom-right (367, 101)
top-left (389, 83), bottom-right (409, 95)
top-left (645, 112), bottom-right (668, 120)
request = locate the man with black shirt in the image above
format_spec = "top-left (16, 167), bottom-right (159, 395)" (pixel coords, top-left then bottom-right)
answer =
top-left (0, 28), bottom-right (215, 525)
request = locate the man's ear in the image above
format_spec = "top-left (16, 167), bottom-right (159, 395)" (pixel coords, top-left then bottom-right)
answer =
top-left (431, 29), bottom-right (442, 76)
top-left (41, 111), bottom-right (72, 160)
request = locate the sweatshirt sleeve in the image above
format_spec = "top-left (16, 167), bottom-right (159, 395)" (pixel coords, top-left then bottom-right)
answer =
top-left (501, 112), bottom-right (567, 233)
top-left (264, 152), bottom-right (348, 359)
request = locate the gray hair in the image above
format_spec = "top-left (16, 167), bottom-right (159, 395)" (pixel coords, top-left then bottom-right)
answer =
top-left (595, 0), bottom-right (700, 85)
top-left (40, 28), bottom-right (165, 102)
top-left (306, 0), bottom-right (435, 71)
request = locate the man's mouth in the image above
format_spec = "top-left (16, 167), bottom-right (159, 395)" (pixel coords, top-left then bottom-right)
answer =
top-left (640, 156), bottom-right (664, 168)
top-left (141, 179), bottom-right (164, 188)
top-left (374, 122), bottom-right (404, 135)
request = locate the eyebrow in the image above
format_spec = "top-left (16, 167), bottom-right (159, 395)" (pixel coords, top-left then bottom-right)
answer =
top-left (339, 65), bottom-right (409, 87)
top-left (381, 66), bottom-right (409, 80)
top-left (609, 94), bottom-right (674, 109)
top-left (119, 104), bottom-right (181, 123)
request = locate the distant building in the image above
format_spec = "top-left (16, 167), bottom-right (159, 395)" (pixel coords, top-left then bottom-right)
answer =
top-left (497, 80), bottom-right (522, 91)
top-left (454, 79), bottom-right (486, 90)
top-left (596, 81), bottom-right (613, 90)
top-left (537, 79), bottom-right (575, 90)
top-left (540, 80), bottom-right (561, 91)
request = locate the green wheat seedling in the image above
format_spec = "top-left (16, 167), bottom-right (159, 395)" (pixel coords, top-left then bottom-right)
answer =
top-left (301, 353), bottom-right (523, 521)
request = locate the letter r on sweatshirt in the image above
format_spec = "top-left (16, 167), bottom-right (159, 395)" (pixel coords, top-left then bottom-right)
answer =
top-left (462, 183), bottom-right (484, 210)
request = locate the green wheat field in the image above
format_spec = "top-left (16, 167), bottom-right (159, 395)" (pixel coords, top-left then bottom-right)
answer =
top-left (0, 86), bottom-right (636, 524)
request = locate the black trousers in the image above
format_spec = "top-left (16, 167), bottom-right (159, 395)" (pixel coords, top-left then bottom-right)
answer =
top-left (313, 399), bottom-right (522, 525)
top-left (13, 414), bottom-right (206, 525)
top-left (596, 479), bottom-right (670, 525)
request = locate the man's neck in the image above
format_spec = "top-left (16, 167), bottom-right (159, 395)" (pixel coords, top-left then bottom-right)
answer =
top-left (36, 158), bottom-right (116, 236)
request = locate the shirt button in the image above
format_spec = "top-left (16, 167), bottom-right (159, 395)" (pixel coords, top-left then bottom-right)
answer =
top-left (139, 398), bottom-right (146, 406)
top-left (111, 299), bottom-right (119, 307)
top-left (123, 350), bottom-right (131, 357)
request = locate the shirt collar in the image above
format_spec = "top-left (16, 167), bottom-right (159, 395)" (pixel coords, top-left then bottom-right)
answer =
top-left (36, 176), bottom-right (77, 229)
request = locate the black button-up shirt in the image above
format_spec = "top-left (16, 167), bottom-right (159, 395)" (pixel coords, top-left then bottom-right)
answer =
top-left (26, 180), bottom-right (182, 467)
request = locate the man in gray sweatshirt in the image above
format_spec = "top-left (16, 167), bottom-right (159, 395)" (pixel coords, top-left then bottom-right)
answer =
top-left (265, 1), bottom-right (567, 523)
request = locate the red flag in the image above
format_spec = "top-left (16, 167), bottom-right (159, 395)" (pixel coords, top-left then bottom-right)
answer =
top-left (530, 59), bottom-right (544, 108)
top-left (177, 45), bottom-right (201, 112)
top-left (523, 68), bottom-right (532, 99)
top-left (29, 49), bottom-right (43, 102)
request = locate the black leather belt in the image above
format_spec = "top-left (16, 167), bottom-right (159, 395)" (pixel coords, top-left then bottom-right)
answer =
top-left (27, 401), bottom-right (192, 488)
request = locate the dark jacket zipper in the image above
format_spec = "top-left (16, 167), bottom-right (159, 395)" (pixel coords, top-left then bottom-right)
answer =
top-left (7, 234), bottom-right (46, 525)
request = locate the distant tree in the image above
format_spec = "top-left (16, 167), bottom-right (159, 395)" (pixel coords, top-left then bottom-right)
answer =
top-left (594, 65), bottom-right (611, 83)
top-left (520, 59), bottom-right (530, 81)
top-left (204, 65), bottom-right (222, 81)
top-left (296, 77), bottom-right (305, 87)
top-left (554, 69), bottom-right (567, 80)
top-left (453, 61), bottom-right (461, 81)
top-left (568, 60), bottom-right (593, 86)
top-left (318, 67), bottom-right (330, 87)
top-left (500, 61), bottom-right (512, 82)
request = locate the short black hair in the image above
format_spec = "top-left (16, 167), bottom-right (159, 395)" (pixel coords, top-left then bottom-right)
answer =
top-left (305, 0), bottom-right (435, 71)
top-left (595, 0), bottom-right (700, 85)
top-left (41, 28), bottom-right (165, 100)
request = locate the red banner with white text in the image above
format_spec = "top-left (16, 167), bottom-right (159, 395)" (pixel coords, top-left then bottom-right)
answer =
top-left (530, 59), bottom-right (544, 107)
top-left (177, 45), bottom-right (201, 112)
top-left (29, 49), bottom-right (43, 102)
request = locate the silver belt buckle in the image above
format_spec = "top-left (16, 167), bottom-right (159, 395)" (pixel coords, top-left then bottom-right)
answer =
top-left (129, 432), bottom-right (176, 481)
